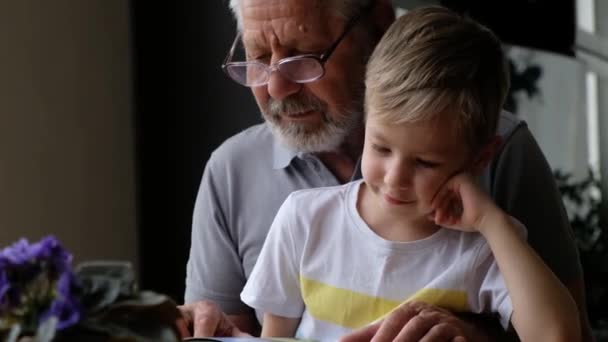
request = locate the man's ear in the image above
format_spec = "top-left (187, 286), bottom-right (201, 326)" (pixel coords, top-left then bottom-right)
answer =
top-left (372, 0), bottom-right (396, 39)
top-left (471, 135), bottom-right (503, 174)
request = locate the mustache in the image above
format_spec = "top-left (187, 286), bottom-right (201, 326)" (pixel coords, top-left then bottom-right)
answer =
top-left (266, 93), bottom-right (326, 117)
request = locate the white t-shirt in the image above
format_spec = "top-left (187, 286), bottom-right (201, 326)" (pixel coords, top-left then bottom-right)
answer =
top-left (241, 180), bottom-right (517, 342)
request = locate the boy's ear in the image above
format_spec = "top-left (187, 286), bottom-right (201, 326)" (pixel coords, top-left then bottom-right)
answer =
top-left (471, 135), bottom-right (503, 174)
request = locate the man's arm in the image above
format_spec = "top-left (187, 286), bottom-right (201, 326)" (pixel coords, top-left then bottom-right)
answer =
top-left (183, 153), bottom-right (255, 336)
top-left (227, 313), bottom-right (260, 336)
top-left (177, 301), bottom-right (255, 337)
top-left (490, 124), bottom-right (593, 340)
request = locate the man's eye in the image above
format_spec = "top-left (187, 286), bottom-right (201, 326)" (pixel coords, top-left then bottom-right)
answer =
top-left (247, 53), bottom-right (270, 62)
top-left (372, 144), bottom-right (390, 154)
top-left (416, 158), bottom-right (439, 168)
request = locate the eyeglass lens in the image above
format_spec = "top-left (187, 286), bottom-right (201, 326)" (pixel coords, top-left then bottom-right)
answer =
top-left (225, 57), bottom-right (325, 86)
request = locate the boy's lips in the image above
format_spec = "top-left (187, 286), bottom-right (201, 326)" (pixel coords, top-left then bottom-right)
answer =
top-left (383, 194), bottom-right (416, 206)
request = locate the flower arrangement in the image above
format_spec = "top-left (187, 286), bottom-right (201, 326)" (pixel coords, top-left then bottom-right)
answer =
top-left (0, 237), bottom-right (80, 340)
top-left (0, 236), bottom-right (182, 342)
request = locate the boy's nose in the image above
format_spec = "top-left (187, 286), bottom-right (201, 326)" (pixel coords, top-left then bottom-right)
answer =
top-left (384, 163), bottom-right (413, 189)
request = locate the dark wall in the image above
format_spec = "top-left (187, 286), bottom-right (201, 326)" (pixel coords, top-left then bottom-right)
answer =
top-left (441, 0), bottom-right (575, 56)
top-left (131, 1), bottom-right (259, 301)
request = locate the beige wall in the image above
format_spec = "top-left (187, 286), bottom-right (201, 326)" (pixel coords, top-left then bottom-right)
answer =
top-left (0, 1), bottom-right (137, 272)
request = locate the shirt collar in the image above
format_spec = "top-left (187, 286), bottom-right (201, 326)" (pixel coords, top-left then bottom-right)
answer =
top-left (272, 137), bottom-right (299, 169)
top-left (270, 127), bottom-right (364, 177)
top-left (351, 156), bottom-right (363, 181)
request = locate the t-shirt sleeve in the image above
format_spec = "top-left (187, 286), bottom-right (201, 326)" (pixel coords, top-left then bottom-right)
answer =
top-left (470, 218), bottom-right (527, 330)
top-left (184, 152), bottom-right (249, 314)
top-left (241, 194), bottom-right (304, 319)
top-left (489, 123), bottom-right (582, 284)
top-left (471, 243), bottom-right (512, 330)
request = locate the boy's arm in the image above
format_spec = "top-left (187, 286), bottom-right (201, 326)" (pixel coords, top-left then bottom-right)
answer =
top-left (261, 313), bottom-right (300, 338)
top-left (489, 124), bottom-right (592, 341)
top-left (240, 194), bottom-right (306, 337)
top-left (477, 209), bottom-right (581, 342)
top-left (432, 174), bottom-right (580, 341)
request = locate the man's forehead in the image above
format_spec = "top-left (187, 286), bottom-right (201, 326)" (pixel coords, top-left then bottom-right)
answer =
top-left (241, 0), bottom-right (338, 50)
top-left (241, 0), bottom-right (323, 18)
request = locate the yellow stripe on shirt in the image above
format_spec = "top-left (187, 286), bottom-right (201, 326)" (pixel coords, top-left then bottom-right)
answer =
top-left (300, 276), bottom-right (469, 329)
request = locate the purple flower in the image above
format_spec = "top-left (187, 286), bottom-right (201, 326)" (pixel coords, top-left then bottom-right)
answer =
top-left (0, 269), bottom-right (9, 306)
top-left (0, 236), bottom-right (81, 331)
top-left (0, 236), bottom-right (72, 273)
top-left (39, 271), bottom-right (81, 329)
top-left (30, 236), bottom-right (72, 273)
top-left (0, 238), bottom-right (35, 265)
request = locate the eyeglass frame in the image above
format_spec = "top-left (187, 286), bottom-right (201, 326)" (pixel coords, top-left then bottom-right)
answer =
top-left (221, 5), bottom-right (370, 87)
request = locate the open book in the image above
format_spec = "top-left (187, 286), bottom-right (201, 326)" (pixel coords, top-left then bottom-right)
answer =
top-left (184, 338), bottom-right (314, 342)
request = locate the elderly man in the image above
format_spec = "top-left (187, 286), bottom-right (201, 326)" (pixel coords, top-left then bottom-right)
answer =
top-left (179, 0), bottom-right (592, 340)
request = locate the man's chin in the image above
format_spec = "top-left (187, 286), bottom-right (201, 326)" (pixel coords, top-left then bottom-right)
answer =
top-left (264, 113), bottom-right (354, 153)
top-left (273, 128), bottom-right (342, 153)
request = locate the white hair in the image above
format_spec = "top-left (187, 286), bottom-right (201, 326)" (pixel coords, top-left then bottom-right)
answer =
top-left (228, 0), bottom-right (374, 31)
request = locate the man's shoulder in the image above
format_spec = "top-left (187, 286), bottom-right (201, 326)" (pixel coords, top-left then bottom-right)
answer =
top-left (497, 110), bottom-right (524, 139)
top-left (215, 122), bottom-right (273, 154)
top-left (208, 123), bottom-right (274, 165)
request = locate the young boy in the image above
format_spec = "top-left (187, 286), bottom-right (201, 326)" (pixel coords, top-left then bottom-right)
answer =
top-left (240, 6), bottom-right (580, 342)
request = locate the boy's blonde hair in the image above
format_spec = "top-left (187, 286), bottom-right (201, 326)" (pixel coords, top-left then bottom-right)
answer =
top-left (365, 6), bottom-right (510, 149)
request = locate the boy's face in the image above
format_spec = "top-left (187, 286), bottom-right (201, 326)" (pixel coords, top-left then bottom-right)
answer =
top-left (361, 113), bottom-right (474, 220)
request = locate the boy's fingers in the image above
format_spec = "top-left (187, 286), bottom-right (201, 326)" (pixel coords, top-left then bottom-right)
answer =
top-left (430, 184), bottom-right (447, 207)
top-left (431, 187), bottom-right (451, 212)
top-left (432, 189), bottom-right (454, 225)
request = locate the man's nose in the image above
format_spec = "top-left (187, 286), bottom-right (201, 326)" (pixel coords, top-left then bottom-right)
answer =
top-left (267, 69), bottom-right (302, 101)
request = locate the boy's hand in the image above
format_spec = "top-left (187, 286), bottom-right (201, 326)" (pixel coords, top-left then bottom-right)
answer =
top-left (430, 172), bottom-right (499, 232)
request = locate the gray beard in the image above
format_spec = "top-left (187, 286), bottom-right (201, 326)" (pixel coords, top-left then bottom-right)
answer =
top-left (263, 93), bottom-right (363, 153)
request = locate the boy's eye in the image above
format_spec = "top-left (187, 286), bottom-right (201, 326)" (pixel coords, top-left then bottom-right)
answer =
top-left (416, 158), bottom-right (440, 168)
top-left (371, 144), bottom-right (390, 154)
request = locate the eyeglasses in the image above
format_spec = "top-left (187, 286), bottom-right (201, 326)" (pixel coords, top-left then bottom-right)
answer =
top-left (221, 8), bottom-right (367, 87)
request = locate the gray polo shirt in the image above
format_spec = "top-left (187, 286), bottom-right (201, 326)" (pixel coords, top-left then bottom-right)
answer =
top-left (185, 111), bottom-right (581, 316)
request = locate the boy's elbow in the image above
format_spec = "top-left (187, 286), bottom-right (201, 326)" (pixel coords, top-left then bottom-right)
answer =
top-left (543, 290), bottom-right (583, 342)
top-left (545, 325), bottom-right (581, 342)
top-left (539, 314), bottom-right (582, 342)
top-left (519, 324), bottom-right (581, 342)
top-left (516, 306), bottom-right (582, 342)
